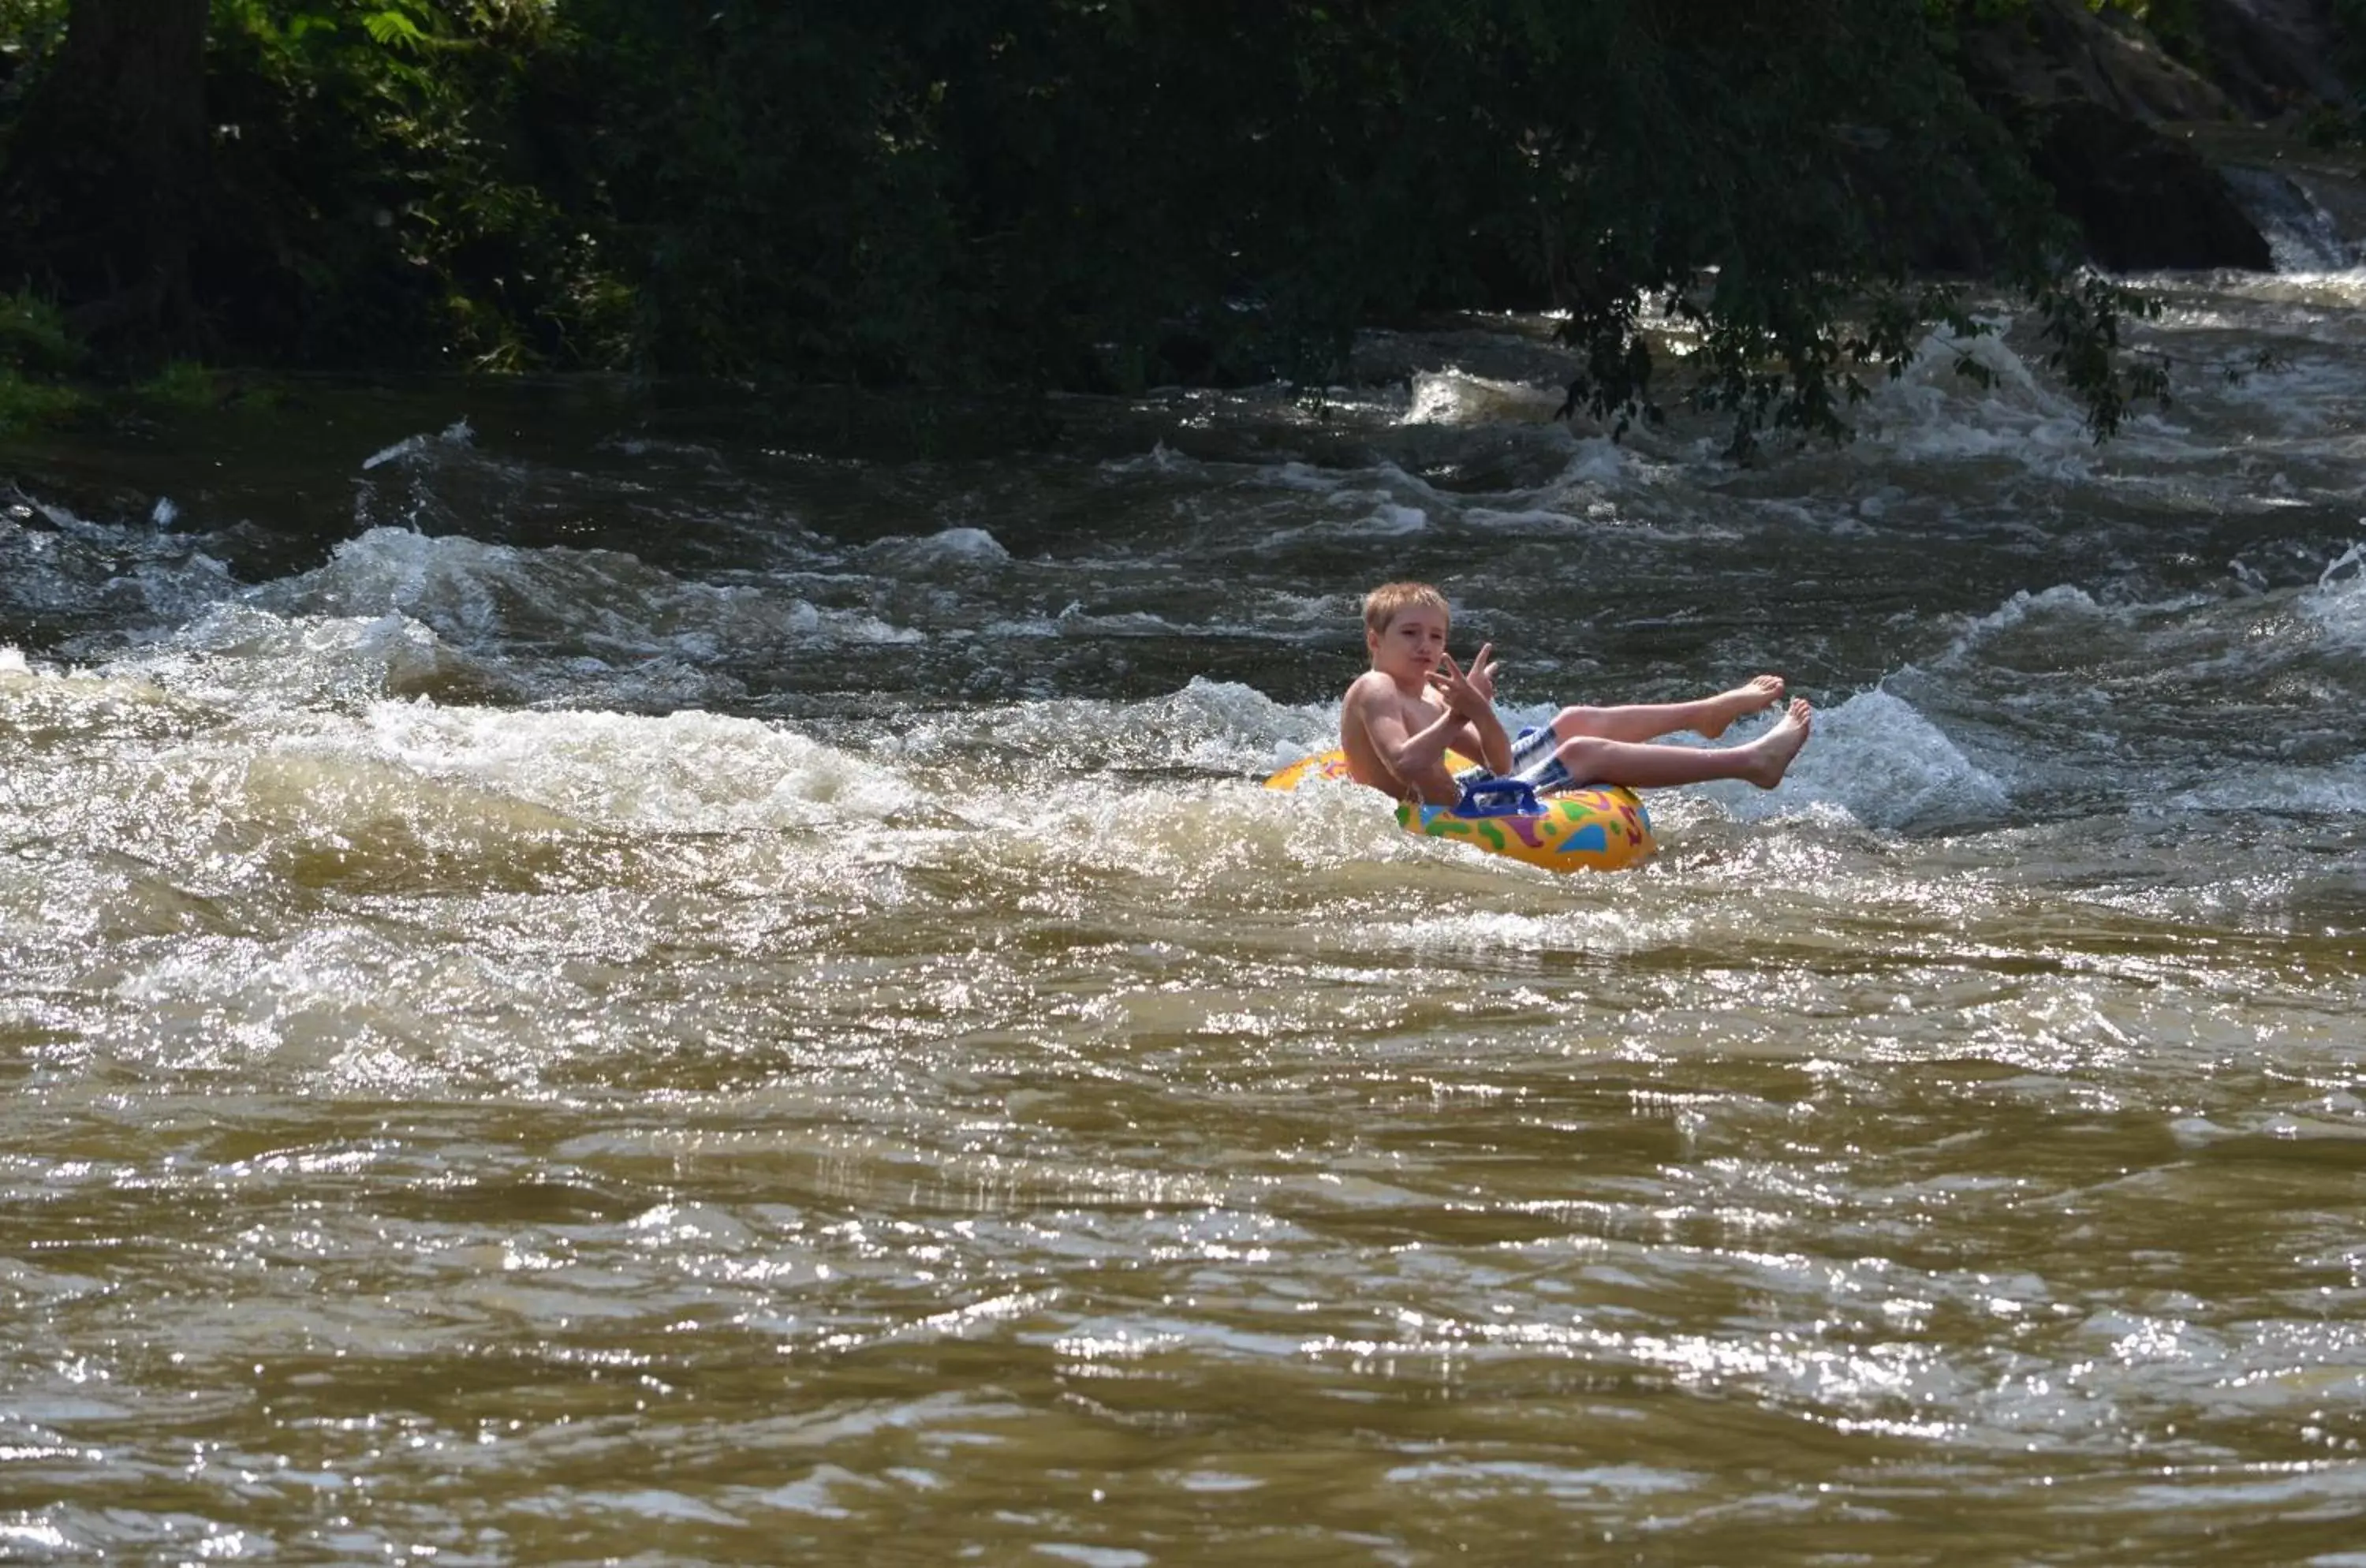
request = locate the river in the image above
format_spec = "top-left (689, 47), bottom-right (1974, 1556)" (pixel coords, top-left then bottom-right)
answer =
top-left (3, 273), bottom-right (2364, 1562)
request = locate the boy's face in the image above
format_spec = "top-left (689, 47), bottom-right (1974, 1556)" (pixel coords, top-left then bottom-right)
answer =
top-left (1367, 607), bottom-right (1449, 682)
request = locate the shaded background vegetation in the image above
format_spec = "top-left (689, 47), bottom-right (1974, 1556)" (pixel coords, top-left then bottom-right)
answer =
top-left (0, 0), bottom-right (2353, 446)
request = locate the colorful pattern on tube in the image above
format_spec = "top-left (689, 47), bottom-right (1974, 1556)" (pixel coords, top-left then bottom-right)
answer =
top-left (1263, 749), bottom-right (1655, 873)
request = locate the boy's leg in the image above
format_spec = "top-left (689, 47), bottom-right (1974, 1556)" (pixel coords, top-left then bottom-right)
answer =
top-left (1554, 697), bottom-right (1812, 790)
top-left (1550, 675), bottom-right (1786, 744)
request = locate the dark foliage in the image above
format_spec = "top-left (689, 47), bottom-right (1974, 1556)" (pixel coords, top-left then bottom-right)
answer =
top-left (0, 0), bottom-right (2197, 445)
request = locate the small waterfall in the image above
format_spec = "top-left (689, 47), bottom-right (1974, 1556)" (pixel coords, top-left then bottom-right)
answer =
top-left (2219, 166), bottom-right (2359, 272)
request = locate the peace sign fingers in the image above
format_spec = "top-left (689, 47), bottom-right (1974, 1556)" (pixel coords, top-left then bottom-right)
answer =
top-left (1467, 642), bottom-right (1498, 700)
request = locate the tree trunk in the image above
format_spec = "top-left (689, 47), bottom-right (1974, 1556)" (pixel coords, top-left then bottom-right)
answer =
top-left (0, 0), bottom-right (210, 353)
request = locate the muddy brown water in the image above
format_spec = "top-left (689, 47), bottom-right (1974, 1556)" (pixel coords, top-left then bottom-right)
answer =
top-left (4, 278), bottom-right (2365, 1562)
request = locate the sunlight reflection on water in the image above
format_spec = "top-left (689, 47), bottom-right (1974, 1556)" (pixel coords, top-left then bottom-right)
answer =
top-left (3, 279), bottom-right (2366, 1559)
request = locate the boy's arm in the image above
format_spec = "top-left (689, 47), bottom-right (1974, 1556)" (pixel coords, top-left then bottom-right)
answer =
top-left (1450, 711), bottom-right (1513, 775)
top-left (1347, 676), bottom-right (1465, 789)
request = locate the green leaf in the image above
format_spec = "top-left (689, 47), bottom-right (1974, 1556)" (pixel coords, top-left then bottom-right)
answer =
top-left (363, 9), bottom-right (427, 50)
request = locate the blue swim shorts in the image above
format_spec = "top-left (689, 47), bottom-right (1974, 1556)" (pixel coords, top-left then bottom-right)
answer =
top-left (1451, 725), bottom-right (1574, 807)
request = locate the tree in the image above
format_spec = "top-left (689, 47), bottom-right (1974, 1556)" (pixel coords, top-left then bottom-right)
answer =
top-left (0, 0), bottom-right (210, 353)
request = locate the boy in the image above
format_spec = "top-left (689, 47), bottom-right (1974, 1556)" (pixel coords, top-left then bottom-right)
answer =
top-left (1339, 581), bottom-right (1813, 809)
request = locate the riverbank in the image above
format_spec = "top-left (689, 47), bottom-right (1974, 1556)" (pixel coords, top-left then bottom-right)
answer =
top-left (5, 0), bottom-right (2353, 449)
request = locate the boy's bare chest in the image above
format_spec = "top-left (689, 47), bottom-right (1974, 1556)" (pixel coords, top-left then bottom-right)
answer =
top-left (1394, 689), bottom-right (1448, 727)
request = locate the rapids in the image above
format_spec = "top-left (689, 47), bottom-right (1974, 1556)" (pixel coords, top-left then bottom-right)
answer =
top-left (3, 272), bottom-right (2364, 1562)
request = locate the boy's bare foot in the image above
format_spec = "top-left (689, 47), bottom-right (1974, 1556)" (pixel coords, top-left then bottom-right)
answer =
top-left (1696, 674), bottom-right (1786, 738)
top-left (1739, 697), bottom-right (1812, 788)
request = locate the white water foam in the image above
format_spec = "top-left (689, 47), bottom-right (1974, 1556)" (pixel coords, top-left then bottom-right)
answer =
top-left (1, 500), bottom-right (241, 633)
top-left (1054, 603), bottom-right (1181, 637)
top-left (1855, 327), bottom-right (2095, 469)
top-left (1271, 461), bottom-right (1350, 493)
top-left (1933, 584), bottom-right (2107, 666)
top-left (599, 435), bottom-right (725, 466)
top-left (362, 416), bottom-right (475, 471)
top-left (2304, 541), bottom-right (2366, 649)
top-left (2170, 758), bottom-right (2366, 817)
top-left (862, 526), bottom-right (1010, 566)
top-left (882, 678), bottom-right (1327, 778)
top-left (2319, 540), bottom-right (2366, 588)
top-left (102, 605), bottom-right (450, 710)
top-left (2219, 168), bottom-right (2358, 274)
top-left (976, 615), bottom-right (1062, 640)
top-left (262, 526), bottom-right (923, 664)
top-left (1401, 370), bottom-right (1562, 427)
top-left (345, 701), bottom-right (915, 831)
top-left (1358, 502), bottom-right (1429, 535)
top-left (1154, 678), bottom-right (1334, 771)
top-left (1556, 436), bottom-right (1640, 487)
top-left (1696, 688), bottom-right (2010, 833)
top-left (1365, 902), bottom-right (1686, 962)
top-left (1255, 486), bottom-right (1435, 547)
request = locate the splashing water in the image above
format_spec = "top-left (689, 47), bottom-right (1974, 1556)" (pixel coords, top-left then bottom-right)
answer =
top-left (3, 272), bottom-right (2365, 1562)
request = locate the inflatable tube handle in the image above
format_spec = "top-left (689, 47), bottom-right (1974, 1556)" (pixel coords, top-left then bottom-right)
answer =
top-left (1452, 778), bottom-right (1541, 819)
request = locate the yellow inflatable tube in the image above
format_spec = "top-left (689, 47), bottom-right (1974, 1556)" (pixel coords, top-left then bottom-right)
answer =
top-left (1264, 749), bottom-right (1655, 872)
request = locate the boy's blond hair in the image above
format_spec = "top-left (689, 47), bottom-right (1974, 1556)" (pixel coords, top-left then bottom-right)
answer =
top-left (1362, 581), bottom-right (1449, 638)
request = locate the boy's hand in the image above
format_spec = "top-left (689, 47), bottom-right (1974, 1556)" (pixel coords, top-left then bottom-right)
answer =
top-left (1429, 648), bottom-right (1498, 719)
top-left (1464, 642), bottom-right (1498, 703)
